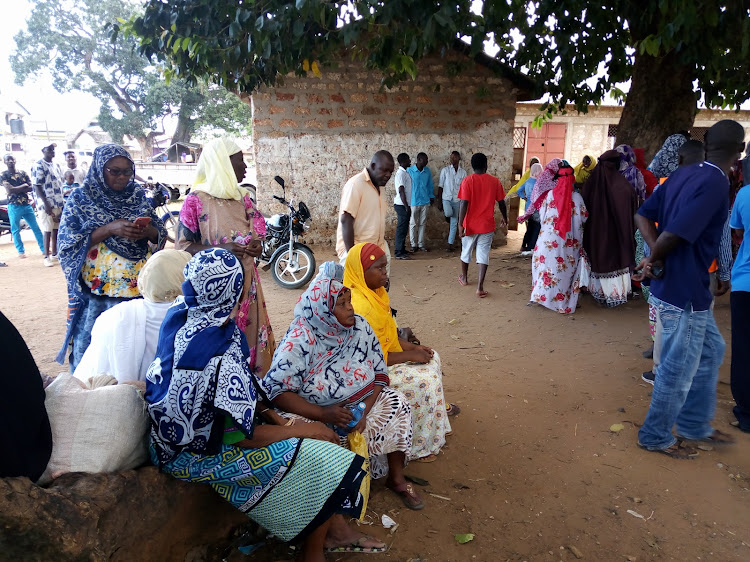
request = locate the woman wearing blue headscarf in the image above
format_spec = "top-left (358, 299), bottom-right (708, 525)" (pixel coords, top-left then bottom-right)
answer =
top-left (146, 248), bottom-right (383, 558)
top-left (57, 144), bottom-right (166, 370)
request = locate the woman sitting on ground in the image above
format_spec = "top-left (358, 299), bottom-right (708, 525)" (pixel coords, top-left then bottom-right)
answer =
top-left (263, 269), bottom-right (423, 511)
top-left (146, 248), bottom-right (383, 560)
top-left (343, 243), bottom-right (458, 463)
top-left (57, 144), bottom-right (167, 371)
top-left (74, 249), bottom-right (192, 384)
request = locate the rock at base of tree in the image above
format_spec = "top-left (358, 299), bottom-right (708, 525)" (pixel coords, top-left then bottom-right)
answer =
top-left (0, 466), bottom-right (253, 561)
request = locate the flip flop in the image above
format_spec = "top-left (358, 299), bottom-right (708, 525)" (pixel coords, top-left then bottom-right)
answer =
top-left (676, 429), bottom-right (735, 445)
top-left (446, 403), bottom-right (461, 416)
top-left (325, 535), bottom-right (388, 554)
top-left (388, 482), bottom-right (425, 510)
top-left (477, 290), bottom-right (488, 298)
top-left (637, 441), bottom-right (699, 460)
top-left (458, 274), bottom-right (467, 286)
top-left (414, 453), bottom-right (438, 463)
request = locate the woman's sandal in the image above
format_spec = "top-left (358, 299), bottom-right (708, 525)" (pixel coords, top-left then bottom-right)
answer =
top-left (325, 535), bottom-right (388, 553)
top-left (388, 482), bottom-right (425, 510)
top-left (414, 453), bottom-right (438, 463)
top-left (637, 441), bottom-right (699, 460)
top-left (676, 429), bottom-right (735, 445)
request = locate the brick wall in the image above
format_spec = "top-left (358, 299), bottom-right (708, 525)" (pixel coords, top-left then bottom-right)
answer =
top-left (251, 55), bottom-right (525, 248)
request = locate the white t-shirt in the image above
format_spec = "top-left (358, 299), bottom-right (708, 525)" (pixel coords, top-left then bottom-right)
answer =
top-left (439, 165), bottom-right (467, 203)
top-left (393, 167), bottom-right (412, 206)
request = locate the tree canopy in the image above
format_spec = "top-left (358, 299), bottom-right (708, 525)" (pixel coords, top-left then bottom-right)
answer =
top-left (12, 0), bottom-right (253, 156)
top-left (125, 0), bottom-right (750, 155)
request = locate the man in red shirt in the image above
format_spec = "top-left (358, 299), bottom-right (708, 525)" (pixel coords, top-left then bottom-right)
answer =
top-left (457, 153), bottom-right (507, 298)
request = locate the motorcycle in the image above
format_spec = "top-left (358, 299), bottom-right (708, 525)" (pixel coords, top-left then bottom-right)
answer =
top-left (144, 180), bottom-right (181, 243)
top-left (258, 176), bottom-right (316, 289)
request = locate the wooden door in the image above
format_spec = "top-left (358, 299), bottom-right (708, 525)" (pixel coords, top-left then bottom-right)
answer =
top-left (527, 123), bottom-right (567, 165)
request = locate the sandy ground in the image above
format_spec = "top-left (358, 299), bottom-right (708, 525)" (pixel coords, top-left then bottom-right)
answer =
top-left (1, 226), bottom-right (749, 562)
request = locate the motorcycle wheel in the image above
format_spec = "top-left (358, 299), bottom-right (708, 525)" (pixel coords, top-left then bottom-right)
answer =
top-left (270, 245), bottom-right (316, 289)
top-left (161, 210), bottom-right (181, 244)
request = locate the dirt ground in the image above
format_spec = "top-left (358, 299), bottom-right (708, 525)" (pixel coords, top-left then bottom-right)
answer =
top-left (1, 227), bottom-right (749, 562)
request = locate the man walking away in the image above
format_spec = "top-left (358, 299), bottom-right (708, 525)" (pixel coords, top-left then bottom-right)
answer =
top-left (457, 153), bottom-right (507, 298)
top-left (393, 153), bottom-right (413, 260)
top-left (729, 162), bottom-right (750, 433)
top-left (408, 152), bottom-right (434, 252)
top-left (1, 154), bottom-right (45, 260)
top-left (336, 150), bottom-right (394, 272)
top-left (633, 119), bottom-right (744, 459)
top-left (438, 151), bottom-right (467, 252)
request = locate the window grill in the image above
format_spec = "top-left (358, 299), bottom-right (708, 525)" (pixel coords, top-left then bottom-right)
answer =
top-left (607, 124), bottom-right (618, 138)
top-left (513, 127), bottom-right (526, 149)
top-left (689, 127), bottom-right (709, 143)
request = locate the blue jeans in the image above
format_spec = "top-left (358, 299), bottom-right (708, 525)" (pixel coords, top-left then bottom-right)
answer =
top-left (7, 203), bottom-right (44, 255)
top-left (394, 204), bottom-right (411, 256)
top-left (443, 200), bottom-right (460, 245)
top-left (638, 296), bottom-right (725, 450)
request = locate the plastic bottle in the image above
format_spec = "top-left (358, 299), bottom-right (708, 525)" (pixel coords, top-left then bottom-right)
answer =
top-left (335, 402), bottom-right (366, 437)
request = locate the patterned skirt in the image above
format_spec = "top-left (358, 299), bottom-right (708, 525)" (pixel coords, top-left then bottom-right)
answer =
top-left (280, 386), bottom-right (413, 480)
top-left (388, 350), bottom-right (452, 460)
top-left (153, 438), bottom-right (366, 543)
top-left (588, 268), bottom-right (631, 308)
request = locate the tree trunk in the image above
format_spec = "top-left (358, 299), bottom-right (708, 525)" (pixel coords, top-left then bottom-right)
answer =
top-left (616, 50), bottom-right (697, 162)
top-left (170, 109), bottom-right (194, 146)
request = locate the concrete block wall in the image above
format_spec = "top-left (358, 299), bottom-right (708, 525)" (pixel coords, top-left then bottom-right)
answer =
top-left (251, 55), bottom-right (523, 247)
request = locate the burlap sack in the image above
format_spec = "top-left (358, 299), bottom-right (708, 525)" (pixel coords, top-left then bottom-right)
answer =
top-left (38, 374), bottom-right (149, 484)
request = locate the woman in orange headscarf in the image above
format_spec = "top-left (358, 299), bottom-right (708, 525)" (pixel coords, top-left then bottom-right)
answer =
top-left (344, 243), bottom-right (458, 463)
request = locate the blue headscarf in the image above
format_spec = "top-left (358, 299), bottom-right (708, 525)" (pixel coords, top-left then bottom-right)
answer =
top-left (146, 248), bottom-right (258, 464)
top-left (648, 134), bottom-right (688, 179)
top-left (56, 144), bottom-right (166, 363)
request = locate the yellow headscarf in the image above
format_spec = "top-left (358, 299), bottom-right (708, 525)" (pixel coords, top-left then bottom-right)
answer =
top-left (507, 156), bottom-right (541, 196)
top-left (573, 154), bottom-right (597, 184)
top-left (192, 138), bottom-right (249, 200)
top-left (343, 243), bottom-right (402, 360)
top-left (137, 249), bottom-right (192, 303)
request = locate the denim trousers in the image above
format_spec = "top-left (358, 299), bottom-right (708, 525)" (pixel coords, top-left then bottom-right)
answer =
top-left (442, 199), bottom-right (460, 244)
top-left (638, 295), bottom-right (725, 450)
top-left (409, 204), bottom-right (429, 248)
top-left (521, 217), bottom-right (541, 251)
top-left (730, 291), bottom-right (750, 430)
top-left (7, 203), bottom-right (45, 255)
top-left (394, 204), bottom-right (411, 255)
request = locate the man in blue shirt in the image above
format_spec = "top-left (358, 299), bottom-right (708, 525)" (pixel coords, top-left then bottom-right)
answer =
top-left (408, 152), bottom-right (434, 251)
top-left (729, 174), bottom-right (750, 433)
top-left (633, 119), bottom-right (745, 459)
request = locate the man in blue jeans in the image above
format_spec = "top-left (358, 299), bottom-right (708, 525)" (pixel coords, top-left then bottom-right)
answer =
top-left (1, 154), bottom-right (45, 260)
top-left (633, 120), bottom-right (744, 459)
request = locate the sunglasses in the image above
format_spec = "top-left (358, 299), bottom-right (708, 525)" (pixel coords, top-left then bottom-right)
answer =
top-left (105, 166), bottom-right (134, 177)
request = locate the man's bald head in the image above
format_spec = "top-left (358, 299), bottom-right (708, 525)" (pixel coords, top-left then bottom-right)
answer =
top-left (368, 150), bottom-right (395, 187)
top-left (705, 120), bottom-right (746, 173)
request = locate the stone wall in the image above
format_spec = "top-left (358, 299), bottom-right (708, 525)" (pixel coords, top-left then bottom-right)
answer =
top-left (251, 55), bottom-right (527, 248)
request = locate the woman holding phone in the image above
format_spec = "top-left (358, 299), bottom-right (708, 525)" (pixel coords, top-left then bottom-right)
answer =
top-left (57, 144), bottom-right (167, 370)
top-left (175, 138), bottom-right (275, 377)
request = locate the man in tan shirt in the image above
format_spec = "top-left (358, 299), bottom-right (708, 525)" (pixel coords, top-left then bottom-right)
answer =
top-left (336, 151), bottom-right (394, 267)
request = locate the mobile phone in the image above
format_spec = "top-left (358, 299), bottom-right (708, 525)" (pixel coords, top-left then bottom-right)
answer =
top-left (134, 217), bottom-right (152, 227)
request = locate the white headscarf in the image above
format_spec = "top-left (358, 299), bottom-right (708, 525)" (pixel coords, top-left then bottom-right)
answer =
top-left (137, 249), bottom-right (192, 303)
top-left (192, 138), bottom-right (249, 200)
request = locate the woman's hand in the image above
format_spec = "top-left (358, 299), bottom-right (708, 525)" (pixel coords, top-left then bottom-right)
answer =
top-left (407, 348), bottom-right (433, 364)
top-left (352, 416), bottom-right (367, 435)
top-left (218, 242), bottom-right (250, 258)
top-left (296, 421), bottom-right (340, 444)
top-left (320, 405), bottom-right (354, 427)
top-left (107, 219), bottom-right (145, 240)
top-left (138, 224), bottom-right (159, 243)
top-left (245, 239), bottom-right (263, 258)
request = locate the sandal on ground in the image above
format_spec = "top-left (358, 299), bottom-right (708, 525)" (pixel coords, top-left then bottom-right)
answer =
top-left (637, 441), bottom-right (699, 460)
top-left (446, 403), bottom-right (461, 416)
top-left (477, 290), bottom-right (488, 298)
top-left (458, 274), bottom-right (467, 286)
top-left (388, 482), bottom-right (425, 510)
top-left (676, 429), bottom-right (736, 445)
top-left (325, 535), bottom-right (388, 554)
top-left (730, 421), bottom-right (750, 433)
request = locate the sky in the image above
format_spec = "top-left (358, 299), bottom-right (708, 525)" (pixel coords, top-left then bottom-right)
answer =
top-left (0, 0), bottom-right (100, 132)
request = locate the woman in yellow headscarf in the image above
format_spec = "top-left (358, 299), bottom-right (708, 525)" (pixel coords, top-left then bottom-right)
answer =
top-left (344, 243), bottom-right (458, 463)
top-left (506, 156), bottom-right (540, 197)
top-left (573, 154), bottom-right (597, 186)
top-left (175, 138), bottom-right (275, 376)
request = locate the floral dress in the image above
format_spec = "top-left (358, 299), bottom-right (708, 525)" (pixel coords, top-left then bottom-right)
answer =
top-left (177, 191), bottom-right (275, 376)
top-left (530, 191), bottom-right (589, 314)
